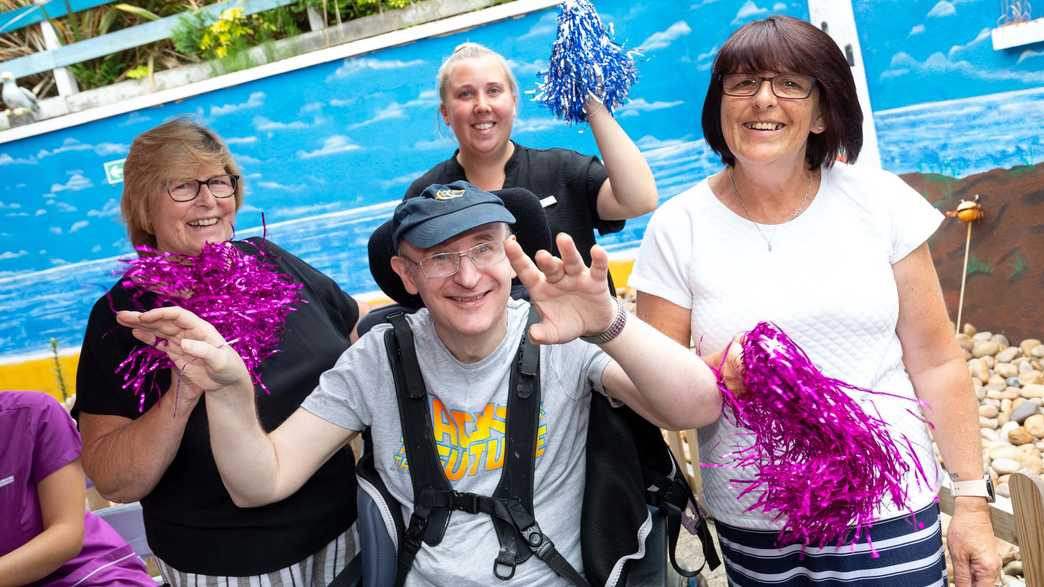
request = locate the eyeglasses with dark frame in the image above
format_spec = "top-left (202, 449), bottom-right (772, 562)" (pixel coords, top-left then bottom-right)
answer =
top-left (401, 239), bottom-right (507, 279)
top-left (166, 174), bottom-right (239, 203)
top-left (720, 73), bottom-right (817, 99)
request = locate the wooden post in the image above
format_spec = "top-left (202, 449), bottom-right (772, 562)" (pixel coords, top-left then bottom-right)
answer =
top-left (1010, 472), bottom-right (1044, 586)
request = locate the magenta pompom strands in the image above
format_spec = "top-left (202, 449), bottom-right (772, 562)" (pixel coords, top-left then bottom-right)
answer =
top-left (716, 322), bottom-right (923, 552)
top-left (535, 0), bottom-right (637, 123)
top-left (114, 240), bottom-right (302, 411)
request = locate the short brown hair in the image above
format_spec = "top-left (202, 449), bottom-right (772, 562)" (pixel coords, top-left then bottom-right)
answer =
top-left (701, 16), bottom-right (863, 169)
top-left (121, 118), bottom-right (243, 249)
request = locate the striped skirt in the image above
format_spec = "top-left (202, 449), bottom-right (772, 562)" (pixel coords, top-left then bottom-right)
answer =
top-left (156, 526), bottom-right (358, 587)
top-left (716, 504), bottom-right (946, 586)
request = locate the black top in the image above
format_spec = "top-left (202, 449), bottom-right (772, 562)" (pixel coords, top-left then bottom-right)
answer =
top-left (73, 238), bottom-right (359, 576)
top-left (405, 142), bottom-right (620, 265)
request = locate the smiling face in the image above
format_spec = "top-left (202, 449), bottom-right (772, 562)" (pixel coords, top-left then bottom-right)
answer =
top-left (391, 223), bottom-right (514, 359)
top-left (720, 70), bottom-right (825, 170)
top-left (440, 55), bottom-right (518, 159)
top-left (150, 162), bottom-right (237, 255)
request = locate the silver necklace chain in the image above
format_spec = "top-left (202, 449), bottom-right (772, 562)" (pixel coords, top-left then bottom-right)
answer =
top-left (729, 168), bottom-right (814, 252)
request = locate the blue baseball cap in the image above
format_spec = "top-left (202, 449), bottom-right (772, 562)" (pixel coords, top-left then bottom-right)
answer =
top-left (392, 181), bottom-right (516, 248)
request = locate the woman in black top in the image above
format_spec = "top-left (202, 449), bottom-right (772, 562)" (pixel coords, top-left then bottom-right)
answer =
top-left (73, 118), bottom-right (368, 585)
top-left (407, 42), bottom-right (659, 277)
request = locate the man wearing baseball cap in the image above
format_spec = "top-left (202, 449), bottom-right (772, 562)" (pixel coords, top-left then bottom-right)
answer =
top-left (116, 181), bottom-right (729, 586)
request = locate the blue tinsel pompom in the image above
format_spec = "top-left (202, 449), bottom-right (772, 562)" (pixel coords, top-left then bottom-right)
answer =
top-left (535, 0), bottom-right (638, 123)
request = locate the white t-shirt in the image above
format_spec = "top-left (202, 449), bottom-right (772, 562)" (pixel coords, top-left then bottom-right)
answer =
top-left (630, 162), bottom-right (945, 530)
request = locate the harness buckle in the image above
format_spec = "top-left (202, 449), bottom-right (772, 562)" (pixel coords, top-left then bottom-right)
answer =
top-left (450, 490), bottom-right (481, 514)
top-left (493, 552), bottom-right (517, 580)
top-left (403, 512), bottom-right (429, 550)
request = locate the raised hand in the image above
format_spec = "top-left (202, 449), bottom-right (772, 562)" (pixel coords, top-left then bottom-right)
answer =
top-left (117, 307), bottom-right (249, 392)
top-left (505, 232), bottom-right (617, 345)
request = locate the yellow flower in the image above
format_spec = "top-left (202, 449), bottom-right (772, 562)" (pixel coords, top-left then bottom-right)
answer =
top-left (220, 7), bottom-right (244, 21)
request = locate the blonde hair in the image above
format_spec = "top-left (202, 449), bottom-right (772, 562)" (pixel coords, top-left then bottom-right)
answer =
top-left (435, 42), bottom-right (519, 106)
top-left (121, 118), bottom-right (244, 250)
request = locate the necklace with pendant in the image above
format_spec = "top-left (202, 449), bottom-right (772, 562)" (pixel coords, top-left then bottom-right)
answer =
top-left (730, 168), bottom-right (814, 252)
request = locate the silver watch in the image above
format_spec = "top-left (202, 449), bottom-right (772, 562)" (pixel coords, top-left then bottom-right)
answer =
top-left (950, 473), bottom-right (995, 503)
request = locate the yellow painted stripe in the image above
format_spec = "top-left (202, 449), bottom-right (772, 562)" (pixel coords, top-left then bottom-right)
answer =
top-left (0, 354), bottom-right (78, 402)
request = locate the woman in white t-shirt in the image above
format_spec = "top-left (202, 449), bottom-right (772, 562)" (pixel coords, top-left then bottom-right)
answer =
top-left (630, 15), bottom-right (999, 587)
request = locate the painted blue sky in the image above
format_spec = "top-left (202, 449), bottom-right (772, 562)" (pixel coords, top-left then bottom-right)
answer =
top-left (856, 0), bottom-right (1044, 110)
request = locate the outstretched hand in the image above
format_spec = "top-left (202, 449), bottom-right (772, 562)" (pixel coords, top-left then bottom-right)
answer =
top-left (117, 307), bottom-right (249, 393)
top-left (505, 233), bottom-right (617, 345)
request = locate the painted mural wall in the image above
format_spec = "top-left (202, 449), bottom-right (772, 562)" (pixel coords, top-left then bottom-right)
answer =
top-left (852, 0), bottom-right (1044, 342)
top-left (0, 0), bottom-right (1041, 376)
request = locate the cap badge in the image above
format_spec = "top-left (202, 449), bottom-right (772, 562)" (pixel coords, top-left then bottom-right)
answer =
top-left (434, 188), bottom-right (466, 200)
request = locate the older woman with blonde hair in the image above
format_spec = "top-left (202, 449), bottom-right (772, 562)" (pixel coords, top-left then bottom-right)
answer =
top-left (73, 118), bottom-right (367, 585)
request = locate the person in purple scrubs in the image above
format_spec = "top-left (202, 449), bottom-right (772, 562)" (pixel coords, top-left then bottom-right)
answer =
top-left (0, 391), bottom-right (155, 587)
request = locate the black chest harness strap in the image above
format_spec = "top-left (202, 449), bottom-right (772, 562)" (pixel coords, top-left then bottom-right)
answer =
top-left (385, 310), bottom-right (590, 587)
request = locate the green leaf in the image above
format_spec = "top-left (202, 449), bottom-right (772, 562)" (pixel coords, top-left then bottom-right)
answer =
top-left (113, 3), bottom-right (161, 21)
top-left (98, 7), bottom-right (120, 35)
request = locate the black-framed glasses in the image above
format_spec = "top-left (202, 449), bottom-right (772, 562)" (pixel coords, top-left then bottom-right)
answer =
top-left (166, 174), bottom-right (239, 202)
top-left (721, 73), bottom-right (817, 99)
top-left (401, 240), bottom-right (507, 279)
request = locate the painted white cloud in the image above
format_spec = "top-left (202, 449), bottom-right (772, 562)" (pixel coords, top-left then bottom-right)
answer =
top-left (519, 12), bottom-right (557, 41)
top-left (119, 112), bottom-right (151, 127)
top-left (506, 59), bottom-right (546, 76)
top-left (927, 1), bottom-right (955, 17)
top-left (257, 181), bottom-right (306, 193)
top-left (225, 136), bottom-right (258, 145)
top-left (1018, 49), bottom-right (1044, 64)
top-left (35, 209), bottom-right (46, 216)
top-left (514, 117), bottom-right (564, 134)
top-left (69, 220), bottom-right (89, 233)
top-left (881, 51), bottom-right (1044, 84)
top-left (380, 171), bottom-right (425, 190)
top-left (772, 2), bottom-right (785, 9)
top-left (690, 0), bottom-right (719, 8)
top-left (948, 28), bottom-right (991, 58)
top-left (330, 97), bottom-right (358, 108)
top-left (330, 57), bottom-right (424, 79)
top-left (909, 24), bottom-right (925, 36)
top-left (95, 143), bottom-right (128, 156)
top-left (50, 226), bottom-right (62, 235)
top-left (0, 250), bottom-right (27, 260)
top-left (253, 116), bottom-right (309, 131)
top-left (349, 103), bottom-right (406, 130)
top-left (54, 202), bottom-right (77, 213)
top-left (0, 202), bottom-right (20, 209)
top-left (413, 136), bottom-right (456, 151)
top-left (696, 45), bottom-right (719, 71)
top-left (637, 21), bottom-right (692, 53)
top-left (0, 153), bottom-right (36, 165)
top-left (636, 135), bottom-right (689, 150)
top-left (87, 198), bottom-right (120, 218)
top-left (300, 102), bottom-right (324, 114)
top-left (49, 173), bottom-right (93, 193)
top-left (617, 98), bottom-right (684, 117)
top-left (732, 1), bottom-right (768, 24)
top-left (236, 154), bottom-right (262, 166)
top-left (405, 90), bottom-right (438, 109)
top-left (211, 91), bottom-right (265, 117)
top-left (35, 138), bottom-right (126, 159)
top-left (297, 135), bottom-right (361, 159)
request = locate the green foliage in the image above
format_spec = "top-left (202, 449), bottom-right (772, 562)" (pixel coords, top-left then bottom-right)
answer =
top-left (68, 52), bottom-right (130, 88)
top-left (172, 9), bottom-right (211, 58)
top-left (49, 338), bottom-right (69, 402)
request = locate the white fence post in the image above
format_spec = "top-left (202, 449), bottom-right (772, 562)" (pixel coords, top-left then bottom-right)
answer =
top-left (38, 20), bottom-right (80, 97)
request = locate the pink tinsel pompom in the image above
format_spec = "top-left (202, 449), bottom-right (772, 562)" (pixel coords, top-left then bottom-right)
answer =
top-left (114, 240), bottom-right (303, 410)
top-left (717, 322), bottom-right (920, 550)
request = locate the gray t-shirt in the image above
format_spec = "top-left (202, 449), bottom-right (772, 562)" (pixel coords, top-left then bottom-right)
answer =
top-left (302, 298), bottom-right (611, 586)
